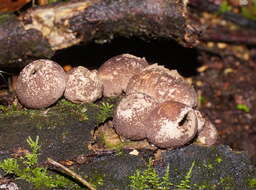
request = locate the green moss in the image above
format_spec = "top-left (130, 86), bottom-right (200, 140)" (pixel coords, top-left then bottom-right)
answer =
top-left (95, 102), bottom-right (114, 124)
top-left (0, 13), bottom-right (15, 24)
top-left (100, 134), bottom-right (123, 150)
top-left (0, 99), bottom-right (91, 129)
top-left (248, 178), bottom-right (256, 188)
top-left (241, 0), bottom-right (256, 21)
top-left (84, 172), bottom-right (104, 189)
top-left (129, 160), bottom-right (173, 190)
top-left (0, 136), bottom-right (80, 189)
top-left (215, 156), bottom-right (223, 164)
top-left (129, 160), bottom-right (197, 190)
top-left (218, 1), bottom-right (232, 14)
top-left (217, 0), bottom-right (256, 21)
top-left (198, 95), bottom-right (207, 105)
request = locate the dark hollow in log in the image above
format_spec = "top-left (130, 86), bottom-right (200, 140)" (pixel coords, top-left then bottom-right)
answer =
top-left (52, 37), bottom-right (200, 77)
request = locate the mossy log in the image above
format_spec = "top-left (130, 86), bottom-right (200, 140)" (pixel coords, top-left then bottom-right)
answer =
top-left (1, 0), bottom-right (256, 69)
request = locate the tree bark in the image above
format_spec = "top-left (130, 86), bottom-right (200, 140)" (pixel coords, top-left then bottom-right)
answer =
top-left (0, 0), bottom-right (199, 69)
top-left (1, 0), bottom-right (256, 69)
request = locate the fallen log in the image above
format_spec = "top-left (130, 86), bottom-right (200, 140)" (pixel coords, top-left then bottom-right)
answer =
top-left (0, 0), bottom-right (199, 68)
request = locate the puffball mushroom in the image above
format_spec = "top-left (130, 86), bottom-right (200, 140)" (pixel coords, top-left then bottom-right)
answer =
top-left (196, 118), bottom-right (218, 146)
top-left (145, 101), bottom-right (198, 148)
top-left (98, 54), bottom-right (148, 97)
top-left (16, 59), bottom-right (66, 109)
top-left (194, 110), bottom-right (218, 146)
top-left (64, 66), bottom-right (102, 103)
top-left (113, 93), bottom-right (158, 140)
top-left (126, 64), bottom-right (198, 107)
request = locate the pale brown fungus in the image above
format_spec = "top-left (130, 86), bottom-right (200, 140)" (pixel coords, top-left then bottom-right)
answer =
top-left (64, 66), bottom-right (102, 103)
top-left (196, 118), bottom-right (218, 146)
top-left (145, 101), bottom-right (198, 148)
top-left (98, 54), bottom-right (148, 97)
top-left (16, 59), bottom-right (66, 109)
top-left (126, 64), bottom-right (198, 107)
top-left (113, 93), bottom-right (158, 140)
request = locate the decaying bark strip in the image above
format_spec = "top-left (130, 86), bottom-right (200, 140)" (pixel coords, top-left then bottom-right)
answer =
top-left (189, 0), bottom-right (256, 30)
top-left (0, 0), bottom-right (199, 68)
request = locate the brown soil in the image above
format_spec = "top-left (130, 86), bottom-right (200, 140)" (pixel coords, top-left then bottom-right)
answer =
top-left (193, 54), bottom-right (256, 162)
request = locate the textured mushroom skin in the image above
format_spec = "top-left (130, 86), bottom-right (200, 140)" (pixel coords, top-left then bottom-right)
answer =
top-left (145, 101), bottom-right (198, 148)
top-left (98, 54), bottom-right (148, 97)
top-left (113, 93), bottom-right (158, 140)
top-left (64, 66), bottom-right (102, 103)
top-left (195, 110), bottom-right (206, 133)
top-left (126, 64), bottom-right (198, 107)
top-left (196, 119), bottom-right (218, 146)
top-left (16, 59), bottom-right (66, 109)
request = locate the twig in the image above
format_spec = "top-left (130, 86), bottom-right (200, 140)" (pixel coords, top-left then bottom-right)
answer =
top-left (189, 0), bottom-right (256, 30)
top-left (201, 27), bottom-right (256, 45)
top-left (47, 158), bottom-right (96, 190)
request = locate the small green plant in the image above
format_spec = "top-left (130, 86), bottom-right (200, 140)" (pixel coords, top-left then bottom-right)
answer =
top-left (0, 136), bottom-right (78, 189)
top-left (236, 104), bottom-right (250, 112)
top-left (218, 1), bottom-right (232, 14)
top-left (215, 156), bottom-right (223, 164)
top-left (248, 178), bottom-right (256, 188)
top-left (175, 161), bottom-right (195, 189)
top-left (241, 0), bottom-right (256, 21)
top-left (58, 99), bottom-right (88, 121)
top-left (198, 95), bottom-right (207, 105)
top-left (0, 105), bottom-right (8, 112)
top-left (129, 160), bottom-right (196, 190)
top-left (96, 102), bottom-right (114, 123)
top-left (129, 160), bottom-right (172, 190)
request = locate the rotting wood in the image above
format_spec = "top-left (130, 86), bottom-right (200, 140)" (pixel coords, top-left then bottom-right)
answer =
top-left (1, 0), bottom-right (256, 69)
top-left (0, 0), bottom-right (199, 68)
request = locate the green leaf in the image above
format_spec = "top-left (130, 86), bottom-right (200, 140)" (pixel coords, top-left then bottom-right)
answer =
top-left (218, 1), bottom-right (232, 14)
top-left (236, 104), bottom-right (250, 112)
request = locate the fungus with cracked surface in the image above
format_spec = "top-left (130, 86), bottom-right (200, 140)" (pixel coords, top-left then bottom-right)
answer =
top-left (64, 66), bottom-right (103, 103)
top-left (113, 93), bottom-right (158, 140)
top-left (126, 64), bottom-right (198, 107)
top-left (113, 63), bottom-right (217, 149)
top-left (16, 59), bottom-right (66, 109)
top-left (145, 100), bottom-right (198, 148)
top-left (98, 54), bottom-right (148, 97)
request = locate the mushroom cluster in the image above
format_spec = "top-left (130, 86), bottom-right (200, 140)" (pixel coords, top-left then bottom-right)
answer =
top-left (16, 59), bottom-right (103, 108)
top-left (113, 63), bottom-right (217, 148)
top-left (16, 54), bottom-right (217, 149)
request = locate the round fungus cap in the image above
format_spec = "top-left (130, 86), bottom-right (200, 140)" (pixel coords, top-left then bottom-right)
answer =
top-left (16, 59), bottom-right (66, 109)
top-left (196, 119), bottom-right (218, 146)
top-left (64, 66), bottom-right (103, 103)
top-left (113, 93), bottom-right (158, 140)
top-left (126, 64), bottom-right (198, 107)
top-left (145, 100), bottom-right (198, 148)
top-left (98, 54), bottom-right (148, 97)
